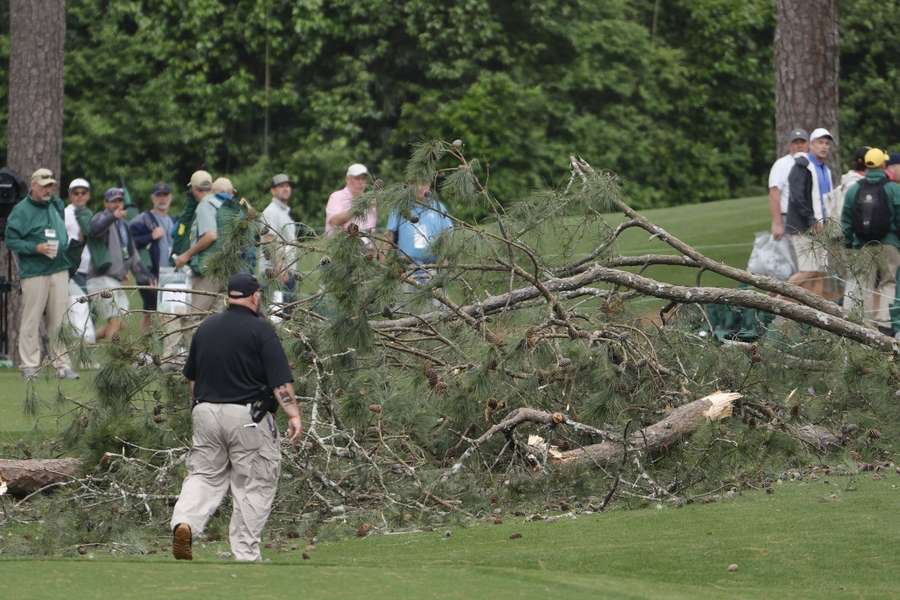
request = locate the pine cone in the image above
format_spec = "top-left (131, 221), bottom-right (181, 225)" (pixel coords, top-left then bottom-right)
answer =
top-left (424, 361), bottom-right (439, 387)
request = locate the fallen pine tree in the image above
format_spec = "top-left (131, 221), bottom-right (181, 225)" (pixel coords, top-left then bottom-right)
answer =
top-left (1, 143), bottom-right (895, 554)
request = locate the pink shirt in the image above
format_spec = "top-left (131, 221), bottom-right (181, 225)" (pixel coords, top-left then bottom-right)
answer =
top-left (325, 186), bottom-right (377, 236)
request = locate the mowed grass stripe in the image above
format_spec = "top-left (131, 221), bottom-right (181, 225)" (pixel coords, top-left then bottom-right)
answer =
top-left (2, 478), bottom-right (897, 599)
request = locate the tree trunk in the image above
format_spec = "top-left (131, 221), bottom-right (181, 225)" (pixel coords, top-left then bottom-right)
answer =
top-left (774, 0), bottom-right (840, 175)
top-left (444, 393), bottom-right (740, 479)
top-left (2, 0), bottom-right (66, 364)
top-left (0, 458), bottom-right (82, 498)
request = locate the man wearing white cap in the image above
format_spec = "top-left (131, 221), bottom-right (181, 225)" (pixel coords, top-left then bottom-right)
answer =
top-left (64, 178), bottom-right (93, 291)
top-left (786, 127), bottom-right (835, 275)
top-left (325, 163), bottom-right (376, 237)
top-left (4, 168), bottom-right (78, 379)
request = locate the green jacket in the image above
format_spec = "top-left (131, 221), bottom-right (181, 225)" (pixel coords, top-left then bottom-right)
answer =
top-left (841, 170), bottom-right (900, 249)
top-left (72, 205), bottom-right (115, 274)
top-left (4, 195), bottom-right (71, 279)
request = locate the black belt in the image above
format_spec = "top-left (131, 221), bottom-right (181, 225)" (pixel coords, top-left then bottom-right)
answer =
top-left (193, 400), bottom-right (253, 407)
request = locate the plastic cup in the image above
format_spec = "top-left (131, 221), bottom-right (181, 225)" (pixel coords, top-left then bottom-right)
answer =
top-left (46, 240), bottom-right (59, 259)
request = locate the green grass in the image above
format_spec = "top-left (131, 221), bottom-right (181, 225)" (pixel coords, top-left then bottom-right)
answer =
top-left (1, 477), bottom-right (897, 599)
top-left (0, 370), bottom-right (95, 443)
top-left (612, 195), bottom-right (769, 288)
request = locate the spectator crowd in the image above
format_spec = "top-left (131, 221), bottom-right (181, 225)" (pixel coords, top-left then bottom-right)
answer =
top-left (767, 128), bottom-right (900, 336)
top-left (3, 164), bottom-right (454, 379)
top-left (5, 132), bottom-right (900, 381)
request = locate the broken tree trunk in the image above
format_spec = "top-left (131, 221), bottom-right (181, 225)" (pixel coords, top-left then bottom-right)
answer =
top-left (552, 392), bottom-right (739, 466)
top-left (0, 458), bottom-right (83, 498)
top-left (444, 393), bottom-right (739, 477)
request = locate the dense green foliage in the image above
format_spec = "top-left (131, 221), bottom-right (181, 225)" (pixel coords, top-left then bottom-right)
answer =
top-left (0, 1), bottom-right (897, 222)
top-left (0, 0), bottom-right (900, 221)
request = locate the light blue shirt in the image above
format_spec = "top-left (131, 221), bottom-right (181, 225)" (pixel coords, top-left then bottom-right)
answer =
top-left (387, 197), bottom-right (453, 264)
top-left (808, 152), bottom-right (832, 218)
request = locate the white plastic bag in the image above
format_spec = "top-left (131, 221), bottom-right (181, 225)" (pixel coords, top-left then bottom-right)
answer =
top-left (65, 280), bottom-right (96, 344)
top-left (746, 232), bottom-right (797, 281)
top-left (269, 290), bottom-right (285, 324)
top-left (158, 267), bottom-right (191, 314)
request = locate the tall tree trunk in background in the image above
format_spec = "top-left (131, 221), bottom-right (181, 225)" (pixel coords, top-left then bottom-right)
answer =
top-left (1, 0), bottom-right (66, 363)
top-left (774, 0), bottom-right (840, 177)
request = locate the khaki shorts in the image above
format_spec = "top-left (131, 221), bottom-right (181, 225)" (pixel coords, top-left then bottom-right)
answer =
top-left (789, 233), bottom-right (828, 272)
top-left (86, 275), bottom-right (129, 320)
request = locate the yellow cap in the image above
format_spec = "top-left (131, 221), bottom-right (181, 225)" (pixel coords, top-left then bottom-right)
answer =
top-left (864, 148), bottom-right (888, 169)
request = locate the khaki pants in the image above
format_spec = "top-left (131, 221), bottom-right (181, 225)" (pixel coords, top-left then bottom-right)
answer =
top-left (843, 244), bottom-right (900, 330)
top-left (789, 233), bottom-right (828, 272)
top-left (18, 270), bottom-right (72, 370)
top-left (162, 274), bottom-right (223, 360)
top-left (171, 403), bottom-right (281, 561)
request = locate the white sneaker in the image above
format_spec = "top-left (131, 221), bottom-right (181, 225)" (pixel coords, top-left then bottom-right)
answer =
top-left (56, 367), bottom-right (80, 380)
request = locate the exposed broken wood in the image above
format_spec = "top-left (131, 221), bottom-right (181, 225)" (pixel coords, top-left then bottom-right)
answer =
top-left (551, 392), bottom-right (740, 466)
top-left (445, 392), bottom-right (740, 476)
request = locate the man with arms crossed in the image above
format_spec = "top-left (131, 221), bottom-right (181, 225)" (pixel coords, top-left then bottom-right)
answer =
top-left (786, 127), bottom-right (835, 278)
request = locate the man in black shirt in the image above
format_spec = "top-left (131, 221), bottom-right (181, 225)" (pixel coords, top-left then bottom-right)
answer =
top-left (170, 273), bottom-right (302, 561)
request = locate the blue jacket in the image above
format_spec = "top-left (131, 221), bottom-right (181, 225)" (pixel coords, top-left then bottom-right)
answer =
top-left (130, 211), bottom-right (164, 276)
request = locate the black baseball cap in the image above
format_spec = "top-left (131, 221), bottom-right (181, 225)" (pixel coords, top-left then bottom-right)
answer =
top-left (152, 182), bottom-right (172, 196)
top-left (227, 273), bottom-right (261, 299)
top-left (887, 153), bottom-right (900, 167)
top-left (788, 128), bottom-right (809, 142)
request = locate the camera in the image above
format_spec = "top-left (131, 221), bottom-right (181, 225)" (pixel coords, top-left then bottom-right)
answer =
top-left (0, 168), bottom-right (25, 238)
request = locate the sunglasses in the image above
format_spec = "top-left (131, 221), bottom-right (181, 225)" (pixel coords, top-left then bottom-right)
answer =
top-left (70, 189), bottom-right (89, 196)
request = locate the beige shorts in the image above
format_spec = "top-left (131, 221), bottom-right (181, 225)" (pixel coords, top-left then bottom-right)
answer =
top-left (789, 233), bottom-right (828, 272)
top-left (86, 275), bottom-right (129, 320)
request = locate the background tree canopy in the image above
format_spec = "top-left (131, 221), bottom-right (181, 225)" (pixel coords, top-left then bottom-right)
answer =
top-left (0, 0), bottom-right (897, 223)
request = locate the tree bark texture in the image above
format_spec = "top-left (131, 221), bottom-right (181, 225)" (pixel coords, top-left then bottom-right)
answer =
top-left (0, 458), bottom-right (82, 497)
top-left (445, 393), bottom-right (739, 477)
top-left (552, 393), bottom-right (737, 466)
top-left (774, 0), bottom-right (840, 174)
top-left (2, 0), bottom-right (66, 363)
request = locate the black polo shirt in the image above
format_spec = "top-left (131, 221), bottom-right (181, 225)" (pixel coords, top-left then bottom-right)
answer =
top-left (183, 305), bottom-right (293, 404)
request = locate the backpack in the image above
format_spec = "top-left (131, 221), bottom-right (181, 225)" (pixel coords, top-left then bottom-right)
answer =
top-left (851, 179), bottom-right (891, 243)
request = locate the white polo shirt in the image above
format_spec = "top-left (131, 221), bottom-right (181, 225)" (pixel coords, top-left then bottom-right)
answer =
top-left (768, 153), bottom-right (801, 214)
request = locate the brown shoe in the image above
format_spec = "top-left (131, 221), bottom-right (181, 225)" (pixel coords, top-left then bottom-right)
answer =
top-left (172, 523), bottom-right (193, 560)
